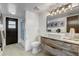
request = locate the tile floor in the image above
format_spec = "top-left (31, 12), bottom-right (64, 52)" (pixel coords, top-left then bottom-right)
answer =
top-left (1, 44), bottom-right (49, 56)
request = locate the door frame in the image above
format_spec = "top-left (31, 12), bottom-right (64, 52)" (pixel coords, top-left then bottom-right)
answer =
top-left (4, 16), bottom-right (19, 46)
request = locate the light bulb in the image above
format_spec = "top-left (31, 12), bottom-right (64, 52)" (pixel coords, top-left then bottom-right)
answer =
top-left (68, 5), bottom-right (72, 8)
top-left (64, 8), bottom-right (67, 12)
top-left (61, 7), bottom-right (65, 11)
top-left (56, 9), bottom-right (59, 13)
top-left (68, 4), bottom-right (72, 11)
top-left (48, 12), bottom-right (51, 16)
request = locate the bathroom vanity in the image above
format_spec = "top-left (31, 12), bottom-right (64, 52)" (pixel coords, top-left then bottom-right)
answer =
top-left (41, 33), bottom-right (79, 56)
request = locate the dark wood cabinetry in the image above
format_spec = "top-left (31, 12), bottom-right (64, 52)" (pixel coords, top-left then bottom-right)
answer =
top-left (67, 15), bottom-right (79, 33)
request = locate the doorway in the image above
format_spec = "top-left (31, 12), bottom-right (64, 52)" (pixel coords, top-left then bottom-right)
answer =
top-left (6, 17), bottom-right (18, 45)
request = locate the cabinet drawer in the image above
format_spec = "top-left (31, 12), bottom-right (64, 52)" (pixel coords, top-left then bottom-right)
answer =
top-left (62, 50), bottom-right (77, 56)
top-left (71, 44), bottom-right (78, 53)
top-left (63, 42), bottom-right (72, 51)
top-left (42, 37), bottom-right (63, 46)
top-left (43, 44), bottom-right (70, 56)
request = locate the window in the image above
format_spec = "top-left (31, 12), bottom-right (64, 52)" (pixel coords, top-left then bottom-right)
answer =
top-left (8, 21), bottom-right (16, 29)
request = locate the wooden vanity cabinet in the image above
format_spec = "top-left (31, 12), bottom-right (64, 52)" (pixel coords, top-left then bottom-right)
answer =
top-left (41, 37), bottom-right (79, 56)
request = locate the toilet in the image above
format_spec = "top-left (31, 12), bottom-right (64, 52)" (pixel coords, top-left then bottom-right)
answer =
top-left (31, 41), bottom-right (41, 54)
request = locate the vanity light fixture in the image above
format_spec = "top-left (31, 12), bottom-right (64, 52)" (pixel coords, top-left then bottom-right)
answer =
top-left (48, 3), bottom-right (73, 16)
top-left (48, 12), bottom-right (52, 15)
top-left (48, 11), bottom-right (52, 16)
top-left (64, 7), bottom-right (68, 12)
top-left (51, 12), bottom-right (54, 15)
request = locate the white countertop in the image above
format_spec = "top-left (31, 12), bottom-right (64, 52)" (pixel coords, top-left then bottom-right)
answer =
top-left (41, 32), bottom-right (79, 45)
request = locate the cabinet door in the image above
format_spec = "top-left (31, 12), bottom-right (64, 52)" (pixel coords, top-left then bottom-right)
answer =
top-left (43, 44), bottom-right (68, 56)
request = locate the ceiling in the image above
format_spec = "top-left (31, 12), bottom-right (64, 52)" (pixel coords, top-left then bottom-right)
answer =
top-left (0, 3), bottom-right (66, 19)
top-left (0, 3), bottom-right (78, 19)
top-left (0, 3), bottom-right (43, 19)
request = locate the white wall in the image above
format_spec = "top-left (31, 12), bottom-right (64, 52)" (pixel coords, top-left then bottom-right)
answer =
top-left (25, 11), bottom-right (39, 51)
top-left (39, 13), bottom-right (47, 34)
